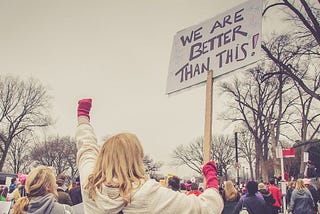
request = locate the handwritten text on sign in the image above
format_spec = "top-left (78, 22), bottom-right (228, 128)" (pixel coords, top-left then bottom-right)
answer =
top-left (166, 0), bottom-right (262, 94)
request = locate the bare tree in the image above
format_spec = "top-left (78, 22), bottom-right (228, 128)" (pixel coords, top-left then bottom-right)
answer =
top-left (171, 137), bottom-right (203, 175)
top-left (171, 136), bottom-right (235, 179)
top-left (143, 155), bottom-right (163, 179)
top-left (263, 0), bottom-right (320, 100)
top-left (6, 133), bottom-right (34, 174)
top-left (290, 68), bottom-right (320, 174)
top-left (31, 136), bottom-right (78, 177)
top-left (237, 128), bottom-right (256, 180)
top-left (0, 75), bottom-right (52, 171)
top-left (212, 136), bottom-right (236, 181)
top-left (263, 33), bottom-right (320, 175)
top-left (219, 63), bottom-right (297, 180)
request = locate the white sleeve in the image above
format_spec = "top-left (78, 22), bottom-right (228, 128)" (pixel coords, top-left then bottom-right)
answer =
top-left (75, 116), bottom-right (100, 185)
top-left (151, 184), bottom-right (224, 214)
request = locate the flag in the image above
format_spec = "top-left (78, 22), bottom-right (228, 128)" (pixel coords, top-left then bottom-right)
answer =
top-left (282, 148), bottom-right (295, 158)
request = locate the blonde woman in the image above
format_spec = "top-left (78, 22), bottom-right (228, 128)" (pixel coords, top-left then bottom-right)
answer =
top-left (288, 178), bottom-right (315, 214)
top-left (221, 180), bottom-right (240, 214)
top-left (76, 99), bottom-right (223, 214)
top-left (11, 166), bottom-right (73, 214)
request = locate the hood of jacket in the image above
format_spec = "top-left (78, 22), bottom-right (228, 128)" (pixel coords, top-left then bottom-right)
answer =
top-left (295, 189), bottom-right (308, 196)
top-left (82, 178), bottom-right (146, 213)
top-left (27, 193), bottom-right (64, 214)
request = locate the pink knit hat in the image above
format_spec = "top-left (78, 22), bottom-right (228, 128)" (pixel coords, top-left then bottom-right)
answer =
top-left (18, 173), bottom-right (27, 185)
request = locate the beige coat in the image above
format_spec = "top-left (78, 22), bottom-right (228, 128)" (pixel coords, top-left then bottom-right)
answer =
top-left (76, 117), bottom-right (224, 214)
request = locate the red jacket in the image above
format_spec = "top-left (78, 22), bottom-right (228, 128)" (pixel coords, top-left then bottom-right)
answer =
top-left (268, 185), bottom-right (282, 208)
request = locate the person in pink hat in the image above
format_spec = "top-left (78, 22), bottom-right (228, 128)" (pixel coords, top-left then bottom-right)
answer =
top-left (12, 173), bottom-right (28, 201)
top-left (303, 178), bottom-right (319, 213)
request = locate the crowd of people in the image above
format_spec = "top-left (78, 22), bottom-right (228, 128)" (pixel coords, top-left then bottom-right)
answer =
top-left (0, 98), bottom-right (319, 214)
top-left (166, 175), bottom-right (320, 214)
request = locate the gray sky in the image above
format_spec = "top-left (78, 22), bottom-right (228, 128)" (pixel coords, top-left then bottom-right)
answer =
top-left (0, 0), bottom-right (275, 177)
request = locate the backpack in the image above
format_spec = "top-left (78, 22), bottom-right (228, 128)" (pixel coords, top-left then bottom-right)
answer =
top-left (239, 199), bottom-right (249, 214)
top-left (239, 206), bottom-right (249, 214)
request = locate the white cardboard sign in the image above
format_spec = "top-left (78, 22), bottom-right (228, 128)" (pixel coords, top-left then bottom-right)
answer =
top-left (166, 0), bottom-right (262, 94)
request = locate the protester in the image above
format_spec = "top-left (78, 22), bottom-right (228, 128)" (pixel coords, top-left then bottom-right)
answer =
top-left (258, 183), bottom-right (275, 213)
top-left (179, 183), bottom-right (187, 193)
top-left (303, 178), bottom-right (319, 213)
top-left (186, 183), bottom-right (202, 196)
top-left (306, 160), bottom-right (317, 178)
top-left (241, 183), bottom-right (246, 196)
top-left (9, 177), bottom-right (17, 194)
top-left (0, 186), bottom-right (8, 201)
top-left (11, 165), bottom-right (73, 214)
top-left (167, 175), bottom-right (180, 192)
top-left (268, 178), bottom-right (282, 214)
top-left (221, 180), bottom-right (240, 214)
top-left (12, 173), bottom-right (27, 201)
top-left (286, 181), bottom-right (295, 209)
top-left (185, 180), bottom-right (192, 191)
top-left (75, 98), bottom-right (223, 213)
top-left (57, 173), bottom-right (69, 192)
top-left (57, 178), bottom-right (73, 206)
top-left (69, 176), bottom-right (83, 205)
top-left (288, 178), bottom-right (315, 214)
top-left (233, 181), bottom-right (271, 214)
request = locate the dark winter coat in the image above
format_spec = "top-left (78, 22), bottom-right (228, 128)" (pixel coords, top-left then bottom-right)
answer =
top-left (233, 194), bottom-right (271, 214)
top-left (57, 188), bottom-right (73, 206)
top-left (286, 187), bottom-right (294, 206)
top-left (221, 192), bottom-right (240, 214)
top-left (259, 189), bottom-right (275, 213)
top-left (307, 184), bottom-right (319, 212)
top-left (288, 189), bottom-right (315, 214)
top-left (69, 186), bottom-right (83, 205)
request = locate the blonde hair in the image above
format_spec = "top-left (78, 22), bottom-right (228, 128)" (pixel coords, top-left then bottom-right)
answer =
top-left (295, 178), bottom-right (307, 191)
top-left (85, 132), bottom-right (146, 205)
top-left (11, 166), bottom-right (57, 214)
top-left (224, 180), bottom-right (239, 201)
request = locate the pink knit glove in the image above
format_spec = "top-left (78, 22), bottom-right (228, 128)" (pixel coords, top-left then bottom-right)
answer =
top-left (77, 99), bottom-right (92, 120)
top-left (202, 160), bottom-right (219, 190)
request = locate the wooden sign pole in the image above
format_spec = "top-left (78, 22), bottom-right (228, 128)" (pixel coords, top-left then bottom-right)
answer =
top-left (203, 70), bottom-right (213, 164)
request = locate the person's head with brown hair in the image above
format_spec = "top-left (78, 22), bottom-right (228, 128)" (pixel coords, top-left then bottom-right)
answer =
top-left (57, 173), bottom-right (66, 182)
top-left (1, 186), bottom-right (8, 198)
top-left (288, 180), bottom-right (296, 189)
top-left (11, 166), bottom-right (58, 214)
top-left (167, 176), bottom-right (180, 191)
top-left (224, 180), bottom-right (239, 201)
top-left (84, 132), bottom-right (146, 205)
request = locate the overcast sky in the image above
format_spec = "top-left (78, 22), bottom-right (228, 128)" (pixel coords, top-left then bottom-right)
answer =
top-left (0, 0), bottom-right (280, 177)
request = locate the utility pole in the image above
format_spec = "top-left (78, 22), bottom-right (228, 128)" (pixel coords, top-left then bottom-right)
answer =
top-left (235, 131), bottom-right (240, 185)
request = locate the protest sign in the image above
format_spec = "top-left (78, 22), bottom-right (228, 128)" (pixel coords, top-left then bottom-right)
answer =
top-left (0, 201), bottom-right (11, 214)
top-left (166, 0), bottom-right (262, 94)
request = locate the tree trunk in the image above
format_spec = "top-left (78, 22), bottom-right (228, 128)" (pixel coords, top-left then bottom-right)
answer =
top-left (255, 143), bottom-right (263, 180)
top-left (0, 143), bottom-right (10, 171)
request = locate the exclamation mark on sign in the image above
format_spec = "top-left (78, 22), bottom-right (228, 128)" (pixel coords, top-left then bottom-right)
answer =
top-left (251, 33), bottom-right (259, 56)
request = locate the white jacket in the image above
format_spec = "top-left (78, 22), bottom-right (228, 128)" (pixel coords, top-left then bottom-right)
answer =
top-left (76, 117), bottom-right (224, 214)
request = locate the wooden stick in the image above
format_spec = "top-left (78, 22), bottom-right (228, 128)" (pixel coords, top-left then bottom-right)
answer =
top-left (203, 70), bottom-right (213, 164)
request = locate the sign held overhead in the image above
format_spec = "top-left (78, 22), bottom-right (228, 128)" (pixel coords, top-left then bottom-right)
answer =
top-left (166, 0), bottom-right (262, 94)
